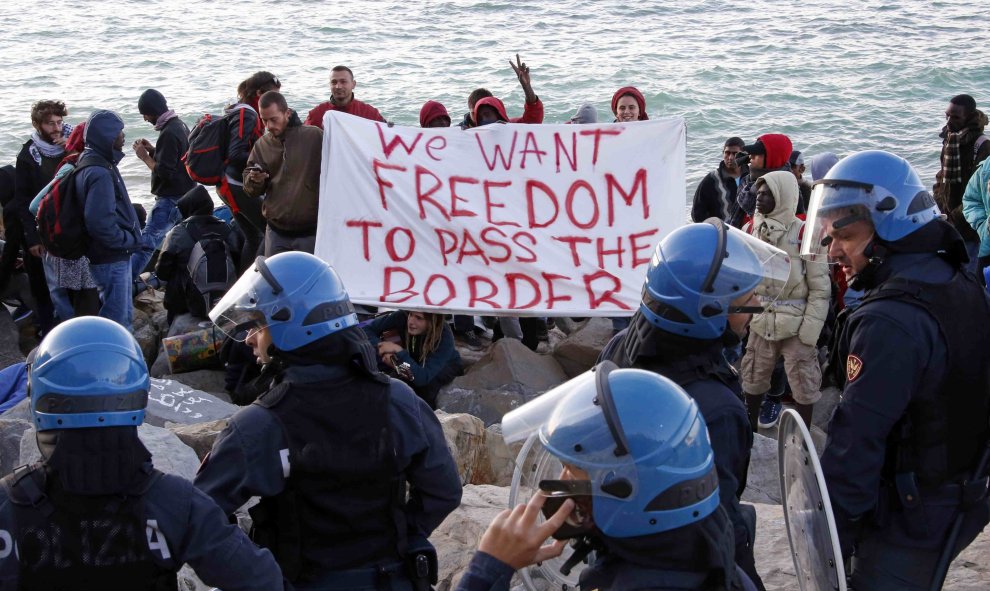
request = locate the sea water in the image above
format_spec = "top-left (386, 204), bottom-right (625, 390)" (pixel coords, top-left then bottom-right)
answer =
top-left (1, 0), bottom-right (988, 210)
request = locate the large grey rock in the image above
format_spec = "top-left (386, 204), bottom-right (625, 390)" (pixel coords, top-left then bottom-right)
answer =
top-left (813, 386), bottom-right (841, 432)
top-left (0, 418), bottom-right (31, 475)
top-left (742, 433), bottom-right (780, 504)
top-left (145, 377), bottom-right (236, 427)
top-left (436, 412), bottom-right (517, 486)
top-left (1, 398), bottom-right (32, 422)
top-left (482, 423), bottom-right (517, 487)
top-left (551, 317), bottom-right (615, 377)
top-left (169, 419), bottom-right (229, 460)
top-left (437, 383), bottom-right (535, 427)
top-left (134, 322), bottom-right (159, 367)
top-left (167, 313), bottom-right (215, 338)
top-left (19, 423), bottom-right (200, 480)
top-left (158, 369), bottom-right (228, 397)
top-left (150, 349), bottom-right (171, 378)
top-left (0, 308), bottom-right (24, 370)
top-left (452, 338), bottom-right (567, 393)
top-left (431, 485), bottom-right (510, 591)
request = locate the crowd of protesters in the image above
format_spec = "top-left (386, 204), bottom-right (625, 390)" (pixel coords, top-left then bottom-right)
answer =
top-left (1, 55), bottom-right (989, 590)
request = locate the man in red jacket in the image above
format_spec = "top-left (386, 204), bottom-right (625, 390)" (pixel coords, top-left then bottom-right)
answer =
top-left (304, 65), bottom-right (386, 129)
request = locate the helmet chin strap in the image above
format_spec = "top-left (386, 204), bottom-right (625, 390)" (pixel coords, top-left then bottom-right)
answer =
top-left (849, 235), bottom-right (886, 291)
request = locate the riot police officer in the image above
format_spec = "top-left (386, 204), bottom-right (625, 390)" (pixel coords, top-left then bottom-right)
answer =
top-left (802, 150), bottom-right (990, 589)
top-left (457, 363), bottom-right (757, 590)
top-left (0, 316), bottom-right (283, 590)
top-left (195, 252), bottom-right (462, 590)
top-left (599, 219), bottom-right (791, 589)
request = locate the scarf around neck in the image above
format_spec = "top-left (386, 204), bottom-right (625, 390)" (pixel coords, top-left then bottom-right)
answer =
top-left (154, 109), bottom-right (178, 131)
top-left (29, 130), bottom-right (67, 164)
top-left (939, 109), bottom-right (990, 186)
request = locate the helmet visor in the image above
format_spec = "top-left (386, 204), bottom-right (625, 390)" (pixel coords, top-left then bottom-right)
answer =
top-left (711, 224), bottom-right (792, 309)
top-left (801, 181), bottom-right (875, 263)
top-left (209, 258), bottom-right (280, 341)
top-left (502, 370), bottom-right (595, 445)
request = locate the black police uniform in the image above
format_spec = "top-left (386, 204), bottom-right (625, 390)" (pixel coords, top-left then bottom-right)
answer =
top-left (0, 435), bottom-right (283, 590)
top-left (601, 320), bottom-right (764, 590)
top-left (454, 507), bottom-right (757, 591)
top-left (821, 225), bottom-right (990, 589)
top-left (194, 333), bottom-right (462, 591)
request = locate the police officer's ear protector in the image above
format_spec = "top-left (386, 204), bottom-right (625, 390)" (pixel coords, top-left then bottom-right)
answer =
top-left (538, 362), bottom-right (633, 540)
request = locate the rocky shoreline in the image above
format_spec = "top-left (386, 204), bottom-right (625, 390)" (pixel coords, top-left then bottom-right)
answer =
top-left (2, 297), bottom-right (988, 590)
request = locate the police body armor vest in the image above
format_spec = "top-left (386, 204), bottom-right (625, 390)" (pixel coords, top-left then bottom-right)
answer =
top-left (578, 507), bottom-right (743, 591)
top-left (607, 313), bottom-right (735, 390)
top-left (1, 464), bottom-right (177, 591)
top-left (250, 366), bottom-right (406, 581)
top-left (841, 271), bottom-right (990, 487)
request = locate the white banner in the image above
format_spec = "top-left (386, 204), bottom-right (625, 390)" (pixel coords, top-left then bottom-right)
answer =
top-left (315, 111), bottom-right (686, 316)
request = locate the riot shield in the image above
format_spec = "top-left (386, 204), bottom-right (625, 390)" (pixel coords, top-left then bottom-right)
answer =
top-left (507, 432), bottom-right (592, 591)
top-left (778, 408), bottom-right (847, 591)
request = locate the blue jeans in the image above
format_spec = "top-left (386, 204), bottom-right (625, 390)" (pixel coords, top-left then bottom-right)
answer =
top-left (90, 260), bottom-right (132, 330)
top-left (42, 254), bottom-right (73, 323)
top-left (131, 195), bottom-right (181, 278)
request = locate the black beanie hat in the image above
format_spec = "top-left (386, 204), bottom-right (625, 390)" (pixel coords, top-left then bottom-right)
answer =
top-left (177, 185), bottom-right (214, 218)
top-left (138, 89), bottom-right (168, 117)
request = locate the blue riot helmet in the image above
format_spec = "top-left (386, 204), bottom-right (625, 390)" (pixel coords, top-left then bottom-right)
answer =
top-left (800, 150), bottom-right (940, 261)
top-left (29, 316), bottom-right (149, 431)
top-left (210, 252), bottom-right (358, 352)
top-left (502, 362), bottom-right (720, 538)
top-left (639, 219), bottom-right (791, 340)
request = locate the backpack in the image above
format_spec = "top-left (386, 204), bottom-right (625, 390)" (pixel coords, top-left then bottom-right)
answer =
top-left (185, 223), bottom-right (236, 317)
top-left (184, 114), bottom-right (230, 185)
top-left (184, 106), bottom-right (262, 186)
top-left (36, 160), bottom-right (98, 260)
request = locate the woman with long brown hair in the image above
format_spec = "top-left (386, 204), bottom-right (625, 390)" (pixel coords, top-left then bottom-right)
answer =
top-left (364, 310), bottom-right (463, 409)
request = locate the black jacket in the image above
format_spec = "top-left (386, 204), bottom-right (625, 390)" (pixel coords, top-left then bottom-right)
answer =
top-left (11, 140), bottom-right (62, 248)
top-left (150, 117), bottom-right (195, 197)
top-left (691, 163), bottom-right (740, 222)
top-left (156, 215), bottom-right (241, 320)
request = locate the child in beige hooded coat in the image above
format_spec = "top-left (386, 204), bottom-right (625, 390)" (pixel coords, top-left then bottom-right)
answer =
top-left (741, 170), bottom-right (830, 429)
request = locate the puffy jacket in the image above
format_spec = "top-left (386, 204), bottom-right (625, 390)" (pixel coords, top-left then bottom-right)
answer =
top-left (962, 158), bottom-right (990, 257)
top-left (746, 171), bottom-right (830, 345)
top-left (77, 110), bottom-right (142, 264)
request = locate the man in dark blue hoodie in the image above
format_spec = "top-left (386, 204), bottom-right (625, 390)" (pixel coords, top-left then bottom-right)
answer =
top-left (78, 110), bottom-right (142, 329)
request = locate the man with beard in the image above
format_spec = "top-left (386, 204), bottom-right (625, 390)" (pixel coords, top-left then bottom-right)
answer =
top-left (2, 100), bottom-right (70, 332)
top-left (804, 150), bottom-right (990, 589)
top-left (244, 91), bottom-right (323, 256)
top-left (691, 137), bottom-right (746, 222)
top-left (305, 65), bottom-right (386, 129)
top-left (935, 94), bottom-right (990, 271)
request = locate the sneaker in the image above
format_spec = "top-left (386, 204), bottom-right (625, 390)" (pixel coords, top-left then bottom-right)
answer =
top-left (758, 396), bottom-right (783, 429)
top-left (11, 305), bottom-right (33, 324)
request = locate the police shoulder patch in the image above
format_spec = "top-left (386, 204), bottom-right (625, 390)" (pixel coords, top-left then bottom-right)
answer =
top-left (846, 354), bottom-right (863, 382)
